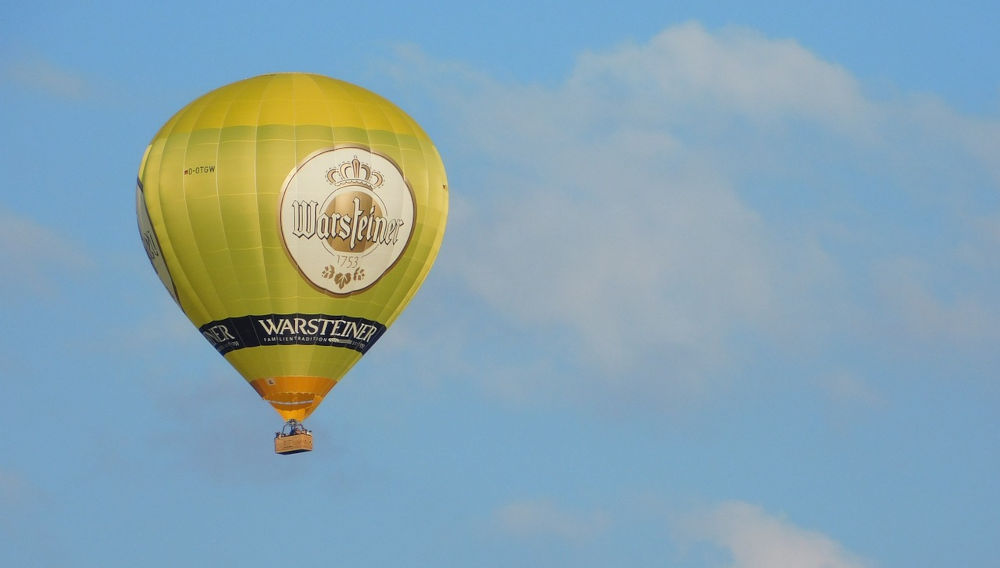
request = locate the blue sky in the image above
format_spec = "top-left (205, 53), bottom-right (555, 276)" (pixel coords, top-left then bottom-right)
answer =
top-left (2, 1), bottom-right (998, 566)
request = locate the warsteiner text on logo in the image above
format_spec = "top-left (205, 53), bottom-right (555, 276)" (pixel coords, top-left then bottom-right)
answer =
top-left (279, 147), bottom-right (415, 295)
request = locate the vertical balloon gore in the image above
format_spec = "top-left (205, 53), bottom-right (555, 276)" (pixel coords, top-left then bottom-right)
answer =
top-left (136, 73), bottom-right (448, 452)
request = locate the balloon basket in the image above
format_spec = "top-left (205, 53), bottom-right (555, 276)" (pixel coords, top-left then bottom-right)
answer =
top-left (274, 420), bottom-right (313, 455)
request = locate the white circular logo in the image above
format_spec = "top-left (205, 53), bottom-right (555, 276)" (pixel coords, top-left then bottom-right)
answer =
top-left (280, 147), bottom-right (415, 295)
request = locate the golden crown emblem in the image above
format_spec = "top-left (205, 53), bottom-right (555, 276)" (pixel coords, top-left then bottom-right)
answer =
top-left (326, 156), bottom-right (384, 189)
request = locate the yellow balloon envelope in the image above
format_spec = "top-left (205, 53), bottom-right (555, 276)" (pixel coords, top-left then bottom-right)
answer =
top-left (136, 73), bottom-right (448, 440)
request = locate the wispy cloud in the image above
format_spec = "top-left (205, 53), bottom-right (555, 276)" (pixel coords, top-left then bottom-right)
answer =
top-left (0, 466), bottom-right (70, 565)
top-left (494, 499), bottom-right (610, 540)
top-left (4, 57), bottom-right (92, 100)
top-left (147, 369), bottom-right (309, 482)
top-left (569, 23), bottom-right (870, 130)
top-left (0, 207), bottom-right (93, 297)
top-left (875, 255), bottom-right (1000, 349)
top-left (676, 501), bottom-right (871, 568)
top-left (0, 468), bottom-right (37, 508)
top-left (821, 371), bottom-right (883, 408)
top-left (390, 22), bottom-right (1000, 407)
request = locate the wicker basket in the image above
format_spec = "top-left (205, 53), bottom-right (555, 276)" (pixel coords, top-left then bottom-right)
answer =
top-left (275, 432), bottom-right (313, 455)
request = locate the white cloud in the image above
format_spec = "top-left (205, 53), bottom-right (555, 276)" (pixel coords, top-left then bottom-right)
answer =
top-left (393, 21), bottom-right (1000, 406)
top-left (569, 23), bottom-right (870, 129)
top-left (423, 24), bottom-right (866, 386)
top-left (494, 499), bottom-right (610, 540)
top-left (677, 501), bottom-right (872, 568)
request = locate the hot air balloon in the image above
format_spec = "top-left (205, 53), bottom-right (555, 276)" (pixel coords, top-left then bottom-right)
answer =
top-left (136, 73), bottom-right (448, 454)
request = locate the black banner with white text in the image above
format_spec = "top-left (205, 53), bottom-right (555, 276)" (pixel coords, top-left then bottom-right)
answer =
top-left (199, 313), bottom-right (387, 355)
